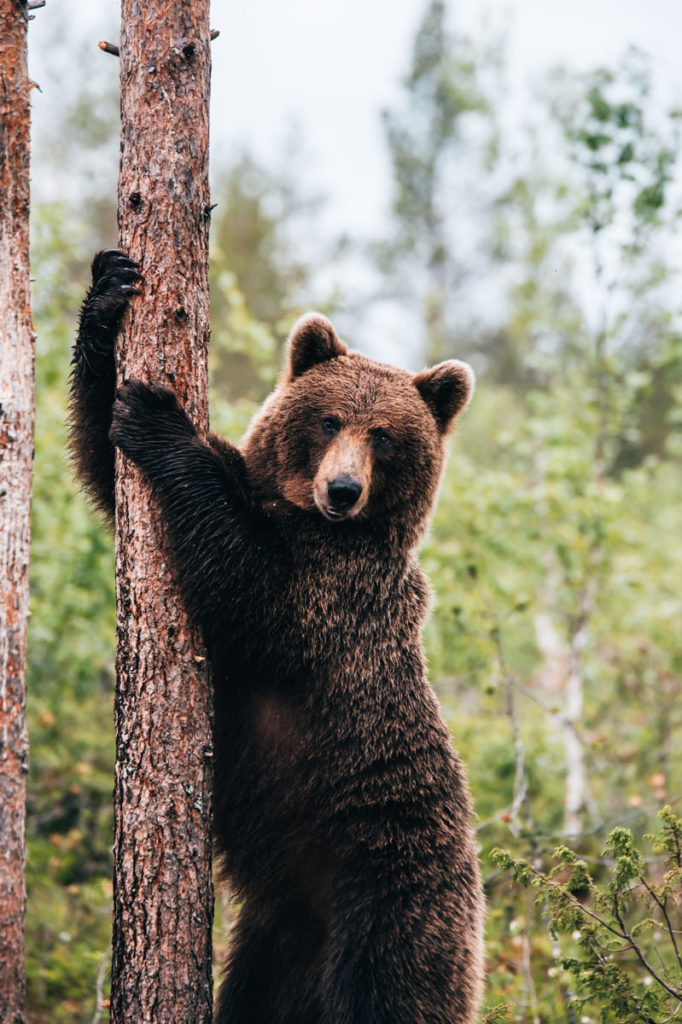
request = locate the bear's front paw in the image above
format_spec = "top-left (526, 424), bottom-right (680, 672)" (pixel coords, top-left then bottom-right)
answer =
top-left (91, 249), bottom-right (140, 287)
top-left (79, 250), bottom-right (143, 351)
top-left (110, 379), bottom-right (197, 469)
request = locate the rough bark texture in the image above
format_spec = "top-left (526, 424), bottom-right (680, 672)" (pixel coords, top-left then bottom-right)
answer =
top-left (0, 3), bottom-right (33, 1022)
top-left (111, 4), bottom-right (213, 1022)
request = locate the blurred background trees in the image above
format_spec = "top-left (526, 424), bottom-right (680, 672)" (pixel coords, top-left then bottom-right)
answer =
top-left (25, 1), bottom-right (681, 1021)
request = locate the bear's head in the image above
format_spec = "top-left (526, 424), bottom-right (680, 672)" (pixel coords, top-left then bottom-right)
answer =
top-left (241, 313), bottom-right (474, 547)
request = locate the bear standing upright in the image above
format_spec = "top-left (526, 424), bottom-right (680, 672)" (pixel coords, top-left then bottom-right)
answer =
top-left (69, 249), bottom-right (484, 1024)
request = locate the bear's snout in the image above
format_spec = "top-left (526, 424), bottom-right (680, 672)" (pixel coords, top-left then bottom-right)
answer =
top-left (327, 476), bottom-right (362, 515)
top-left (313, 432), bottom-right (371, 521)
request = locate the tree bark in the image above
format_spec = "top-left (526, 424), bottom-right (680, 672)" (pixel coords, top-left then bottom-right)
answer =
top-left (0, 3), bottom-right (33, 1022)
top-left (111, 5), bottom-right (213, 1022)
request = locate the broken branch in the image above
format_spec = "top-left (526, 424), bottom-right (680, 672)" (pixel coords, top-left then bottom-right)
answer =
top-left (99, 30), bottom-right (218, 58)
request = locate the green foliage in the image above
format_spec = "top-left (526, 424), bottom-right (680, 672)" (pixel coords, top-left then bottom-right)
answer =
top-left (491, 810), bottom-right (682, 1022)
top-left (498, 50), bottom-right (682, 468)
top-left (209, 151), bottom-right (334, 405)
top-left (425, 367), bottom-right (682, 1019)
top-left (26, 206), bottom-right (116, 1023)
top-left (549, 50), bottom-right (678, 237)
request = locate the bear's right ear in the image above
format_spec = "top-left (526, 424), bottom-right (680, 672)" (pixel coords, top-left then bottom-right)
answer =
top-left (286, 312), bottom-right (347, 381)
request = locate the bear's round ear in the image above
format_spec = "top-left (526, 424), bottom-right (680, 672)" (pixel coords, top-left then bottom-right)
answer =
top-left (286, 312), bottom-right (347, 381)
top-left (414, 359), bottom-right (475, 434)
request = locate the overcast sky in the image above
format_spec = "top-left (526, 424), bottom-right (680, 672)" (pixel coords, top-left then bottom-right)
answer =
top-left (26, 1), bottom-right (682, 362)
top-left (28, 1), bottom-right (682, 237)
top-left (213, 0), bottom-right (682, 235)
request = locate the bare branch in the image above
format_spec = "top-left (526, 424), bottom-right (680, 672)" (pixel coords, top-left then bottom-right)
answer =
top-left (640, 876), bottom-right (682, 973)
top-left (98, 40), bottom-right (119, 56)
top-left (99, 30), bottom-right (218, 57)
top-left (612, 901), bottom-right (682, 1003)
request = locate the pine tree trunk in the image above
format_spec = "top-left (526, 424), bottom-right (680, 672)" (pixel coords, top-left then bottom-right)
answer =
top-left (0, 3), bottom-right (33, 1022)
top-left (110, 5), bottom-right (214, 1022)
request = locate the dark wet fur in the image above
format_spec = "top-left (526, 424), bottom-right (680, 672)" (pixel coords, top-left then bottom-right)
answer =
top-left (69, 253), bottom-right (484, 1024)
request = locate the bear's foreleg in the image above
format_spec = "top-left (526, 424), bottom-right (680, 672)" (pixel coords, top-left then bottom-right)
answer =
top-left (110, 379), bottom-right (274, 641)
top-left (69, 249), bottom-right (142, 518)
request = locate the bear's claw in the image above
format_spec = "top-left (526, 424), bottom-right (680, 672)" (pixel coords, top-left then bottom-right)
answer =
top-left (91, 248), bottom-right (140, 284)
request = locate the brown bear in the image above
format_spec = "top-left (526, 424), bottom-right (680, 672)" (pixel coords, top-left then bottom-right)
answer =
top-left (69, 249), bottom-right (484, 1024)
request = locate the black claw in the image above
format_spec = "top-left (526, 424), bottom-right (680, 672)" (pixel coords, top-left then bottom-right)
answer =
top-left (94, 268), bottom-right (144, 294)
top-left (113, 269), bottom-right (143, 285)
top-left (91, 248), bottom-right (141, 285)
top-left (92, 248), bottom-right (124, 275)
top-left (112, 255), bottom-right (140, 270)
top-left (94, 248), bottom-right (125, 261)
top-left (119, 284), bottom-right (142, 296)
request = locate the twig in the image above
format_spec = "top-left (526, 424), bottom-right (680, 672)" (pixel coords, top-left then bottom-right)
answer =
top-left (98, 41), bottom-right (119, 57)
top-left (27, 0), bottom-right (46, 8)
top-left (611, 897), bottom-right (682, 1003)
top-left (640, 876), bottom-right (682, 973)
top-left (432, 664), bottom-right (488, 695)
top-left (589, 933), bottom-right (635, 955)
top-left (558, 807), bottom-right (647, 842)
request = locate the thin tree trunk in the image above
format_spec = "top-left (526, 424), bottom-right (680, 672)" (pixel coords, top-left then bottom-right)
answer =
top-left (0, 3), bottom-right (34, 1022)
top-left (534, 601), bottom-right (599, 836)
top-left (110, 5), bottom-right (213, 1022)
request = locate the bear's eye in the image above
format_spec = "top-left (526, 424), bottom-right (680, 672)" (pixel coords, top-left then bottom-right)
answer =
top-left (321, 416), bottom-right (340, 436)
top-left (372, 429), bottom-right (393, 452)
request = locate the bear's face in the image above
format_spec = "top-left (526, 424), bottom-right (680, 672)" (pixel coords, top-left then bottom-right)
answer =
top-left (241, 314), bottom-right (474, 545)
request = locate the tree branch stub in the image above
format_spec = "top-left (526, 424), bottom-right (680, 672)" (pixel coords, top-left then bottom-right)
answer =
top-left (99, 29), bottom-right (219, 58)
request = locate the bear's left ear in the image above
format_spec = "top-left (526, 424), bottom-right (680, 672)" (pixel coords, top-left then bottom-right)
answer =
top-left (414, 360), bottom-right (475, 434)
top-left (286, 312), bottom-right (347, 381)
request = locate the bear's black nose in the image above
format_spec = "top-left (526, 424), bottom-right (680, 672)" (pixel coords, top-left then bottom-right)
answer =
top-left (328, 477), bottom-right (362, 511)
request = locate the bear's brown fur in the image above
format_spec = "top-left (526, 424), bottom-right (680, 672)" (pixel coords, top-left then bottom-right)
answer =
top-left (69, 250), bottom-right (484, 1024)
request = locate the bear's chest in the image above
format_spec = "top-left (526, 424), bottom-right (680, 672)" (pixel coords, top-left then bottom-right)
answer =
top-left (280, 552), bottom-right (430, 668)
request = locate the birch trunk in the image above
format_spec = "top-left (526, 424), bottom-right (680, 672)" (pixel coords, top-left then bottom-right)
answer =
top-left (110, 4), bottom-right (214, 1021)
top-left (534, 606), bottom-right (597, 836)
top-left (0, 3), bottom-right (33, 1021)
